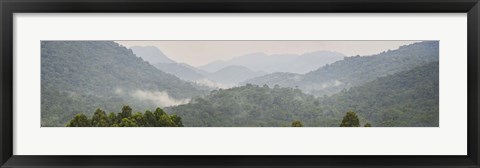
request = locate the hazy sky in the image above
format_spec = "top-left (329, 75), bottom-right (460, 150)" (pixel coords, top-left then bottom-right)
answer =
top-left (116, 41), bottom-right (419, 67)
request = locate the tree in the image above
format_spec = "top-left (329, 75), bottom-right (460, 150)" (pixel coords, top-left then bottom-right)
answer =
top-left (66, 105), bottom-right (183, 127)
top-left (153, 107), bottom-right (166, 118)
top-left (120, 105), bottom-right (132, 118)
top-left (171, 115), bottom-right (183, 127)
top-left (340, 111), bottom-right (360, 127)
top-left (157, 114), bottom-right (175, 127)
top-left (66, 114), bottom-right (91, 127)
top-left (119, 118), bottom-right (138, 127)
top-left (108, 112), bottom-right (118, 125)
top-left (291, 120), bottom-right (304, 127)
top-left (132, 112), bottom-right (145, 126)
top-left (364, 123), bottom-right (372, 127)
top-left (143, 110), bottom-right (156, 127)
top-left (91, 109), bottom-right (109, 127)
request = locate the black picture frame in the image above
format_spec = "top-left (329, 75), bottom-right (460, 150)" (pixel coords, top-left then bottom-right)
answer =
top-left (1, 0), bottom-right (479, 167)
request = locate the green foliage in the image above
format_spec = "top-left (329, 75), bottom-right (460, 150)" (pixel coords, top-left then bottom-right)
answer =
top-left (246, 41), bottom-right (439, 97)
top-left (66, 114), bottom-right (91, 127)
top-left (46, 41), bottom-right (439, 127)
top-left (170, 115), bottom-right (184, 127)
top-left (91, 109), bottom-right (109, 127)
top-left (120, 106), bottom-right (133, 119)
top-left (364, 123), bottom-right (372, 127)
top-left (323, 62), bottom-right (439, 127)
top-left (41, 41), bottom-right (207, 126)
top-left (108, 112), bottom-right (118, 125)
top-left (66, 105), bottom-right (183, 127)
top-left (119, 118), bottom-right (138, 127)
top-left (291, 120), bottom-right (304, 127)
top-left (340, 112), bottom-right (360, 127)
top-left (168, 84), bottom-right (336, 127)
top-left (143, 111), bottom-right (156, 127)
top-left (169, 61), bottom-right (438, 127)
top-left (154, 107), bottom-right (167, 117)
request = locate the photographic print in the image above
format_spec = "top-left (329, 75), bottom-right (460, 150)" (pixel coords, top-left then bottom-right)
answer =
top-left (41, 40), bottom-right (439, 127)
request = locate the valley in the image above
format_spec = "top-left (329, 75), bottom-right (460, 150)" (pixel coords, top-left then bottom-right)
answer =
top-left (41, 41), bottom-right (439, 127)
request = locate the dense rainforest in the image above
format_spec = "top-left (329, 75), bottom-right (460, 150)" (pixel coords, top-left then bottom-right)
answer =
top-left (41, 41), bottom-right (208, 126)
top-left (245, 41), bottom-right (439, 96)
top-left (167, 61), bottom-right (438, 127)
top-left (66, 105), bottom-right (183, 127)
top-left (44, 41), bottom-right (439, 127)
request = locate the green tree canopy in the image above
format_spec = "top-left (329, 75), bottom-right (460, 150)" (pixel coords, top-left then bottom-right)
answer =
top-left (291, 120), bottom-right (304, 127)
top-left (340, 112), bottom-right (360, 127)
top-left (66, 106), bottom-right (183, 127)
top-left (91, 109), bottom-right (109, 127)
top-left (120, 105), bottom-right (133, 119)
top-left (66, 114), bottom-right (91, 127)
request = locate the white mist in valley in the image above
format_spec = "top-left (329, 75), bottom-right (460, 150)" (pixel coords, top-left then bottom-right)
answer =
top-left (115, 87), bottom-right (190, 107)
top-left (193, 78), bottom-right (234, 89)
top-left (40, 40), bottom-right (439, 127)
top-left (130, 90), bottom-right (190, 107)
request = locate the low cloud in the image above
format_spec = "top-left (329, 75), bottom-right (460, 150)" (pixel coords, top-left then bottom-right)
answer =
top-left (320, 80), bottom-right (344, 89)
top-left (194, 78), bottom-right (234, 89)
top-left (304, 80), bottom-right (344, 92)
top-left (114, 87), bottom-right (124, 94)
top-left (130, 90), bottom-right (190, 107)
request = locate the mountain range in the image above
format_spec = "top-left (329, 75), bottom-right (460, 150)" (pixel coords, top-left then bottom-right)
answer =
top-left (41, 41), bottom-right (208, 126)
top-left (131, 46), bottom-right (267, 88)
top-left (152, 62), bottom-right (266, 88)
top-left (131, 46), bottom-right (346, 88)
top-left (42, 41), bottom-right (439, 127)
top-left (198, 51), bottom-right (345, 74)
top-left (244, 41), bottom-right (439, 97)
top-left (167, 61), bottom-right (439, 127)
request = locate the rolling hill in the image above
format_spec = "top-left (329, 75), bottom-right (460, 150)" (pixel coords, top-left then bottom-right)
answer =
top-left (167, 61), bottom-right (439, 127)
top-left (244, 41), bottom-right (439, 96)
top-left (41, 41), bottom-right (207, 126)
top-left (206, 65), bottom-right (266, 86)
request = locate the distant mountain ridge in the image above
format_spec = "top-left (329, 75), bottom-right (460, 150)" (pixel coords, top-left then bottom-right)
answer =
top-left (207, 65), bottom-right (266, 85)
top-left (167, 61), bottom-right (439, 127)
top-left (198, 51), bottom-right (345, 74)
top-left (244, 41), bottom-right (439, 97)
top-left (129, 46), bottom-right (350, 88)
top-left (153, 62), bottom-right (207, 81)
top-left (130, 46), bottom-right (175, 64)
top-left (41, 41), bottom-right (207, 126)
top-left (130, 47), bottom-right (267, 88)
top-left (153, 63), bottom-right (265, 88)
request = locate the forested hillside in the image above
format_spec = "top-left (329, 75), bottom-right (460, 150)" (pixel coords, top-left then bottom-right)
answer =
top-left (321, 61), bottom-right (439, 127)
top-left (167, 84), bottom-right (327, 127)
top-left (66, 105), bottom-right (183, 127)
top-left (167, 61), bottom-right (439, 127)
top-left (41, 41), bottom-right (207, 126)
top-left (46, 41), bottom-right (439, 127)
top-left (206, 65), bottom-right (266, 86)
top-left (245, 41), bottom-right (439, 96)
